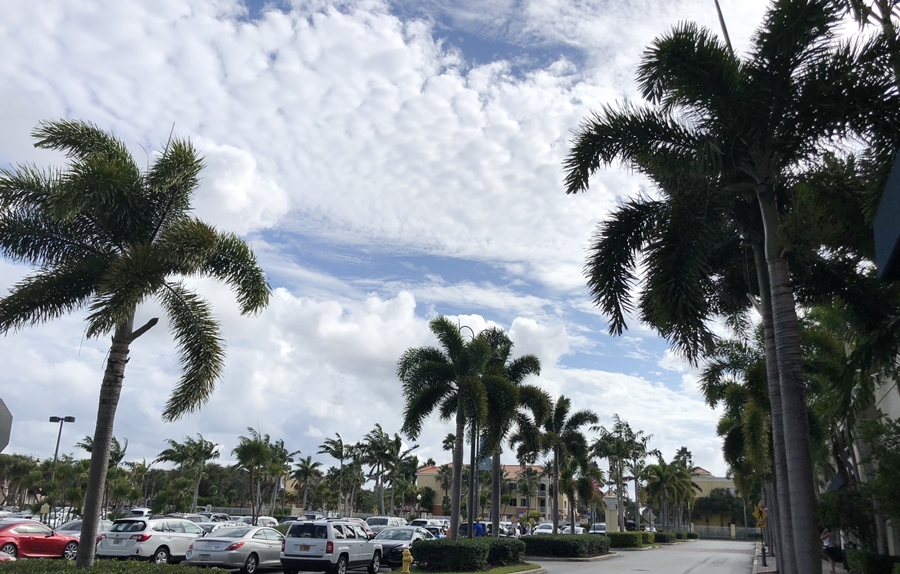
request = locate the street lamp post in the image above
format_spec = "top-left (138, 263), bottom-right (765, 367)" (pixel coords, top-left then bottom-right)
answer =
top-left (48, 416), bottom-right (75, 484)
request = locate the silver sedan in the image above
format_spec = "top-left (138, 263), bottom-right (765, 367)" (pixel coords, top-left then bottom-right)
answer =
top-left (184, 526), bottom-right (284, 574)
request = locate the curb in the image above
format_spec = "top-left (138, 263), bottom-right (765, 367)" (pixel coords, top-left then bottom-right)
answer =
top-left (516, 567), bottom-right (547, 574)
top-left (523, 553), bottom-right (621, 562)
top-left (751, 541), bottom-right (761, 574)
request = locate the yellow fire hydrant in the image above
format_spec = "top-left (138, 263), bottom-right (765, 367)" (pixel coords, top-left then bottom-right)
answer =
top-left (401, 548), bottom-right (414, 574)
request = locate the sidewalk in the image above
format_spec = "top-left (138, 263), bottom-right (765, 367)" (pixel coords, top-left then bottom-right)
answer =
top-left (750, 542), bottom-right (848, 574)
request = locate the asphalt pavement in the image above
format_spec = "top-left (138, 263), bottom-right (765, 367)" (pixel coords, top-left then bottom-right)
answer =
top-left (540, 539), bottom-right (755, 574)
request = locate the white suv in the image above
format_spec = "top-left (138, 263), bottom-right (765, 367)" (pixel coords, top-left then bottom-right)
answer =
top-left (97, 517), bottom-right (204, 563)
top-left (281, 520), bottom-right (381, 574)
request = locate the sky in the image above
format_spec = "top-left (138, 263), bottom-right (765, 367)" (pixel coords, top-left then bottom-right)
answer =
top-left (0, 0), bottom-right (770, 480)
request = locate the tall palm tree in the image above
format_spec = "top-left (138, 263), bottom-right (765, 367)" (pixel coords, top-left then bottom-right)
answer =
top-left (156, 434), bottom-right (220, 512)
top-left (0, 120), bottom-right (270, 567)
top-left (232, 428), bottom-right (272, 524)
top-left (592, 416), bottom-right (632, 532)
top-left (532, 396), bottom-right (598, 534)
top-left (318, 434), bottom-right (347, 516)
top-left (264, 439), bottom-right (299, 516)
top-left (436, 464), bottom-right (453, 501)
top-left (398, 316), bottom-right (494, 539)
top-left (561, 2), bottom-right (889, 569)
top-left (360, 424), bottom-right (393, 515)
top-left (516, 467), bottom-right (541, 516)
top-left (292, 456), bottom-right (323, 511)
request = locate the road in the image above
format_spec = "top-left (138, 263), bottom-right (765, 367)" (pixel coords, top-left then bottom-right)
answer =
top-left (540, 540), bottom-right (755, 574)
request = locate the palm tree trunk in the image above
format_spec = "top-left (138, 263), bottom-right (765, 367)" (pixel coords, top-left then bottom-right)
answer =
top-left (570, 495), bottom-right (576, 535)
top-left (390, 480), bottom-right (395, 516)
top-left (302, 482), bottom-right (309, 510)
top-left (450, 400), bottom-right (465, 540)
top-left (75, 315), bottom-right (134, 568)
top-left (754, 243), bottom-right (796, 574)
top-left (618, 461), bottom-right (625, 532)
top-left (552, 449), bottom-right (560, 534)
top-left (192, 461), bottom-right (204, 513)
top-left (633, 468), bottom-right (641, 531)
top-left (491, 450), bottom-right (501, 537)
top-left (757, 187), bottom-right (819, 574)
top-left (378, 465), bottom-right (385, 515)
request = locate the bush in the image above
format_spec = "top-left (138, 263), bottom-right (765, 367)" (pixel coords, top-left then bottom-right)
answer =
top-left (521, 534), bottom-right (608, 557)
top-left (641, 531), bottom-right (655, 545)
top-left (0, 561), bottom-right (209, 574)
top-left (687, 532), bottom-right (699, 539)
top-left (480, 538), bottom-right (526, 565)
top-left (411, 538), bottom-right (489, 572)
top-left (846, 549), bottom-right (900, 574)
top-left (893, 564), bottom-right (900, 574)
top-left (607, 532), bottom-right (643, 548)
top-left (675, 531), bottom-right (687, 540)
top-left (654, 531), bottom-right (678, 543)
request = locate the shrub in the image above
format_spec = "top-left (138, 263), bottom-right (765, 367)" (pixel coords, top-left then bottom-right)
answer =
top-left (0, 561), bottom-right (209, 574)
top-left (687, 532), bottom-right (699, 539)
top-left (411, 538), bottom-right (489, 572)
top-left (846, 549), bottom-right (900, 574)
top-left (521, 534), bottom-right (608, 557)
top-left (654, 531), bottom-right (678, 543)
top-left (675, 531), bottom-right (687, 540)
top-left (607, 532), bottom-right (643, 548)
top-left (640, 531), bottom-right (655, 545)
top-left (893, 564), bottom-right (900, 574)
top-left (480, 538), bottom-right (526, 565)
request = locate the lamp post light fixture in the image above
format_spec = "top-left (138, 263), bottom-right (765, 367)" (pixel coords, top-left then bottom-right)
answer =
top-left (48, 416), bottom-right (75, 483)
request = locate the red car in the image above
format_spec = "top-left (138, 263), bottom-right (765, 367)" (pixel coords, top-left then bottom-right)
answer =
top-left (0, 519), bottom-right (79, 560)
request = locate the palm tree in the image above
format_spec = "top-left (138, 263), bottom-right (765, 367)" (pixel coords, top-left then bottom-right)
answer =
top-left (264, 439), bottom-right (299, 516)
top-left (360, 424), bottom-right (393, 515)
top-left (293, 456), bottom-right (323, 511)
top-left (479, 327), bottom-right (545, 537)
top-left (533, 396), bottom-right (598, 534)
top-left (233, 428), bottom-right (272, 524)
top-left (398, 316), bottom-right (494, 540)
top-left (592, 416), bottom-right (632, 532)
top-left (436, 464), bottom-right (453, 501)
top-left (0, 120), bottom-right (270, 566)
top-left (318, 434), bottom-right (348, 516)
top-left (156, 434), bottom-right (220, 513)
top-left (561, 3), bottom-right (885, 569)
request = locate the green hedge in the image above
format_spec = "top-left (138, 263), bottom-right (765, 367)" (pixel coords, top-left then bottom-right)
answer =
top-left (640, 531), bottom-right (655, 545)
top-left (893, 564), bottom-right (900, 574)
top-left (521, 534), bottom-right (609, 557)
top-left (0, 561), bottom-right (209, 574)
top-left (687, 532), bottom-right (699, 539)
top-left (481, 538), bottom-right (526, 565)
top-left (411, 539), bottom-right (489, 572)
top-left (675, 531), bottom-right (687, 540)
top-left (607, 532), bottom-right (643, 548)
top-left (846, 549), bottom-right (900, 574)
top-left (654, 531), bottom-right (677, 543)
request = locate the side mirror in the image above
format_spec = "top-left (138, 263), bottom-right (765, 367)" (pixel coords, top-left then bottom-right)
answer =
top-left (368, 533), bottom-right (376, 540)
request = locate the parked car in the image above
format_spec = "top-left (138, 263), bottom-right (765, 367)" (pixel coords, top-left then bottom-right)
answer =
top-left (197, 522), bottom-right (235, 535)
top-left (57, 519), bottom-right (113, 541)
top-left (343, 518), bottom-right (375, 539)
top-left (531, 523), bottom-right (554, 535)
top-left (560, 526), bottom-right (585, 534)
top-left (364, 516), bottom-right (404, 534)
top-left (96, 516), bottom-right (204, 563)
top-left (237, 516), bottom-right (279, 528)
top-left (184, 525), bottom-right (285, 574)
top-left (281, 520), bottom-right (382, 574)
top-left (625, 521), bottom-right (637, 532)
top-left (126, 508), bottom-right (152, 518)
top-left (373, 527), bottom-right (434, 567)
top-left (0, 519), bottom-right (80, 559)
top-left (588, 523), bottom-right (606, 535)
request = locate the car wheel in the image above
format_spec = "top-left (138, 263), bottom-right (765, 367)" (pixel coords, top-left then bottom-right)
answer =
top-left (242, 553), bottom-right (259, 574)
top-left (62, 541), bottom-right (79, 560)
top-left (334, 554), bottom-right (348, 574)
top-left (152, 547), bottom-right (170, 564)
top-left (0, 543), bottom-right (16, 558)
top-left (368, 551), bottom-right (381, 574)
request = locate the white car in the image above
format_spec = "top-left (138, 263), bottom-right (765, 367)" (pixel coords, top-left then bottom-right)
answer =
top-left (97, 517), bottom-right (204, 564)
top-left (281, 520), bottom-right (382, 574)
top-left (236, 516), bottom-right (279, 528)
top-left (560, 526), bottom-right (585, 534)
top-left (532, 523), bottom-right (554, 535)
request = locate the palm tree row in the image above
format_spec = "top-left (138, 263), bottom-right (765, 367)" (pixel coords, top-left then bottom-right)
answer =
top-left (562, 1), bottom-right (900, 571)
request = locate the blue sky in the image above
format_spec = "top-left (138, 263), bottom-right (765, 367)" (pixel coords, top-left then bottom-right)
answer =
top-left (0, 0), bottom-right (771, 478)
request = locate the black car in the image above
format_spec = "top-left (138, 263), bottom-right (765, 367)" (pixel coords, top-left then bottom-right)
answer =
top-left (374, 527), bottom-right (435, 566)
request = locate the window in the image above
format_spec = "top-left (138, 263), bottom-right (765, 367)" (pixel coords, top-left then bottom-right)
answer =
top-left (332, 525), bottom-right (345, 539)
top-left (343, 524), bottom-right (357, 539)
top-left (264, 529), bottom-right (285, 541)
top-left (112, 521), bottom-right (146, 533)
top-left (287, 524), bottom-right (327, 539)
top-left (166, 521), bottom-right (185, 533)
top-left (539, 483), bottom-right (547, 491)
top-left (152, 523), bottom-right (167, 532)
top-left (520, 498), bottom-right (527, 507)
top-left (352, 525), bottom-right (369, 539)
top-left (508, 482), bottom-right (517, 491)
top-left (183, 522), bottom-right (202, 535)
top-left (253, 531), bottom-right (267, 540)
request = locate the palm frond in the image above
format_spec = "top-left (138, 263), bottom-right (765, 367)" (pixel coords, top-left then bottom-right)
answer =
top-left (145, 138), bottom-right (204, 241)
top-left (0, 259), bottom-right (106, 334)
top-left (0, 164), bottom-right (57, 209)
top-left (505, 354), bottom-right (540, 383)
top-left (159, 281), bottom-right (225, 422)
top-left (401, 384), bottom-right (451, 439)
top-left (156, 217), bottom-right (218, 275)
top-left (429, 316), bottom-right (465, 363)
top-left (0, 207), bottom-right (114, 266)
top-left (201, 231), bottom-right (270, 315)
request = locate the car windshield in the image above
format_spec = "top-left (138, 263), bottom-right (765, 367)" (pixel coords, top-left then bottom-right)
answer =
top-left (367, 518), bottom-right (388, 526)
top-left (58, 521), bottom-right (82, 531)
top-left (287, 524), bottom-right (328, 539)
top-left (376, 529), bottom-right (414, 541)
top-left (213, 527), bottom-right (252, 538)
top-left (111, 520), bottom-right (146, 532)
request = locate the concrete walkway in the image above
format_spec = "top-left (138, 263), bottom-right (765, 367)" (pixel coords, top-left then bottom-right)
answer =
top-left (751, 543), bottom-right (848, 574)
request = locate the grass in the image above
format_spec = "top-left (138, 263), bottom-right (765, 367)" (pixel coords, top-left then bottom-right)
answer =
top-left (411, 562), bottom-right (540, 574)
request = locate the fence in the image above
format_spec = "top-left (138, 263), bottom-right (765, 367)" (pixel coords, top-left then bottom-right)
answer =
top-left (692, 525), bottom-right (763, 540)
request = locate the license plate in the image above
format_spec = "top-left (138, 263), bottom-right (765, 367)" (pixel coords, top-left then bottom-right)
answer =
top-left (113, 539), bottom-right (123, 545)
top-left (299, 545), bottom-right (310, 551)
top-left (200, 554), bottom-right (210, 561)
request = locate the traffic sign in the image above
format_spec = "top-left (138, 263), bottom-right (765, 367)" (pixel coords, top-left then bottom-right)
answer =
top-left (0, 399), bottom-right (11, 453)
